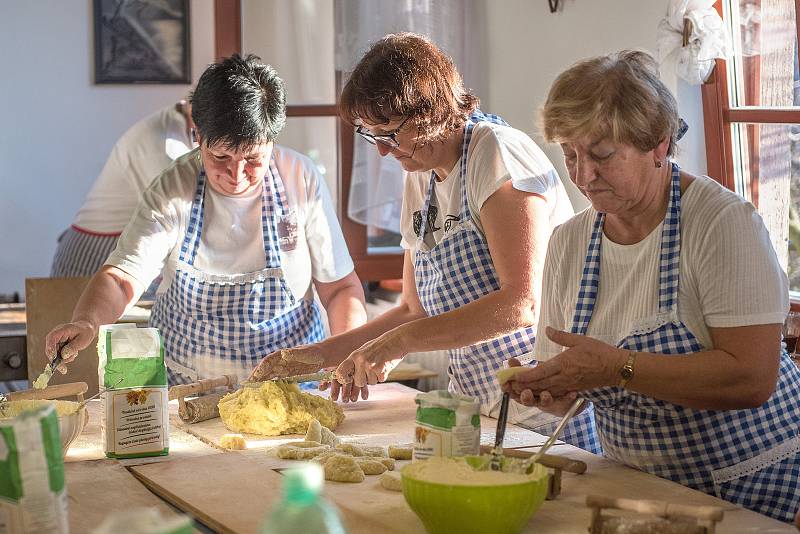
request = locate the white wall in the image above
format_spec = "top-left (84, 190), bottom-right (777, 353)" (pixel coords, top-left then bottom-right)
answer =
top-left (0, 0), bottom-right (215, 296)
top-left (482, 0), bottom-right (708, 211)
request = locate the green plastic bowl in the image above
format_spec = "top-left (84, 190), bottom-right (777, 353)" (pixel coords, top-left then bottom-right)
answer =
top-left (401, 456), bottom-right (548, 534)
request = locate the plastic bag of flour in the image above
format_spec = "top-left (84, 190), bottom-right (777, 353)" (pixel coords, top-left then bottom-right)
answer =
top-left (0, 404), bottom-right (68, 534)
top-left (98, 324), bottom-right (169, 459)
top-left (413, 390), bottom-right (480, 460)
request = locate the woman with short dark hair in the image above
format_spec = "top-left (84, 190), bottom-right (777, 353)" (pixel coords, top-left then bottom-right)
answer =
top-left (45, 54), bottom-right (366, 385)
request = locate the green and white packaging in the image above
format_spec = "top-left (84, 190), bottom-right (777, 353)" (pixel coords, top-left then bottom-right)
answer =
top-left (98, 324), bottom-right (169, 459)
top-left (413, 390), bottom-right (480, 460)
top-left (0, 405), bottom-right (68, 534)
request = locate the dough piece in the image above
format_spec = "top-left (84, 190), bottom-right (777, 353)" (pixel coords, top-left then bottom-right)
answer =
top-left (219, 434), bottom-right (247, 450)
top-left (379, 471), bottom-right (403, 491)
top-left (322, 455), bottom-right (365, 483)
top-left (377, 457), bottom-right (396, 471)
top-left (305, 419), bottom-right (340, 446)
top-left (361, 446), bottom-right (388, 458)
top-left (335, 443), bottom-right (365, 457)
top-left (276, 443), bottom-right (330, 460)
top-left (356, 458), bottom-right (388, 475)
top-left (311, 451), bottom-right (339, 464)
top-left (496, 366), bottom-right (530, 385)
top-left (388, 444), bottom-right (413, 460)
top-left (290, 440), bottom-right (324, 448)
top-left (218, 381), bottom-right (344, 436)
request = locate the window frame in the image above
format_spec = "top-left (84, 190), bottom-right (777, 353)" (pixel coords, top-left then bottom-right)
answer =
top-left (701, 0), bottom-right (800, 307)
top-left (213, 0), bottom-right (404, 281)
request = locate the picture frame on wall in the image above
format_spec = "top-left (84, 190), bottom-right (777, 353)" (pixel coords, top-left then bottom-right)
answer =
top-left (94, 0), bottom-right (191, 84)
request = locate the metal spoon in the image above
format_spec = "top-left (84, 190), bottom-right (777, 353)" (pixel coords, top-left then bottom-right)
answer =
top-left (518, 398), bottom-right (585, 473)
top-left (489, 391), bottom-right (511, 471)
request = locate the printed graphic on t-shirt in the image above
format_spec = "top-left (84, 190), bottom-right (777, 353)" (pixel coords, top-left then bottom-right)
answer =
top-left (412, 205), bottom-right (462, 238)
top-left (277, 211), bottom-right (298, 251)
top-left (412, 205), bottom-right (441, 237)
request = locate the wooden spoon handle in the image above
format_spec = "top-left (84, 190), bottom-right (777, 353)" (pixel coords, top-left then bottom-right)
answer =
top-left (7, 381), bottom-right (88, 401)
top-left (478, 444), bottom-right (587, 474)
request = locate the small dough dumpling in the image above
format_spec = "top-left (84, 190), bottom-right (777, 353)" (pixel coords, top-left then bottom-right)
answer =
top-left (323, 455), bottom-right (365, 483)
top-left (388, 444), bottom-right (413, 460)
top-left (379, 471), bottom-right (403, 492)
top-left (362, 446), bottom-right (388, 458)
top-left (335, 443), bottom-right (365, 457)
top-left (220, 434), bottom-right (247, 450)
top-left (276, 443), bottom-right (330, 460)
top-left (356, 458), bottom-right (388, 475)
top-left (290, 440), bottom-right (324, 448)
top-left (496, 366), bottom-right (530, 386)
top-left (305, 419), bottom-right (340, 446)
top-left (377, 457), bottom-right (395, 471)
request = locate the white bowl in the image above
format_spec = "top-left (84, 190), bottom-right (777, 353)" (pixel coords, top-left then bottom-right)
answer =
top-left (1, 400), bottom-right (88, 456)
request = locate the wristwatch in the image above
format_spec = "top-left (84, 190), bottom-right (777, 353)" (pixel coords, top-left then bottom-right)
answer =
top-left (618, 352), bottom-right (637, 388)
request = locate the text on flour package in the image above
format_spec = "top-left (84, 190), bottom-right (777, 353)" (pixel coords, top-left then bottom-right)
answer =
top-left (413, 390), bottom-right (480, 460)
top-left (98, 324), bottom-right (169, 459)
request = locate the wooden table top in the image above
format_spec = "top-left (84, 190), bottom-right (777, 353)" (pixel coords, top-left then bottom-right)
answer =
top-left (62, 384), bottom-right (795, 533)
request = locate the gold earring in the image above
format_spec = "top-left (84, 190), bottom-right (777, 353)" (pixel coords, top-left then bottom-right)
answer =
top-left (655, 161), bottom-right (663, 168)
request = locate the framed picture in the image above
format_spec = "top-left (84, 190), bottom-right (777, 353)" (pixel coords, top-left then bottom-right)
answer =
top-left (94, 0), bottom-right (191, 84)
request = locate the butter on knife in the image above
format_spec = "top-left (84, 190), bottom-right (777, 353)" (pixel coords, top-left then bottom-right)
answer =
top-left (32, 342), bottom-right (66, 390)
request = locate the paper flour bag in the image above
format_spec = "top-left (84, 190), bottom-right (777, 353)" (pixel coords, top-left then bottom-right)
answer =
top-left (413, 390), bottom-right (480, 460)
top-left (0, 404), bottom-right (68, 534)
top-left (98, 324), bottom-right (169, 459)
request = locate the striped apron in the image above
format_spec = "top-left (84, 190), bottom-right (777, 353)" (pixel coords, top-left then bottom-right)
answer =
top-left (51, 226), bottom-right (119, 277)
top-left (150, 159), bottom-right (325, 384)
top-left (576, 163), bottom-right (800, 522)
top-left (413, 110), bottom-right (602, 453)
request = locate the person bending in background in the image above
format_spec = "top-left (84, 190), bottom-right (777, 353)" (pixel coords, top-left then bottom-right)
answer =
top-left (45, 54), bottom-right (367, 386)
top-left (50, 99), bottom-right (195, 280)
top-left (250, 33), bottom-right (602, 452)
top-left (504, 50), bottom-right (800, 522)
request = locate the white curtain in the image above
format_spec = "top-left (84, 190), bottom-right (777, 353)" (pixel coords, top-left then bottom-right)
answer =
top-left (335, 0), bottom-right (483, 233)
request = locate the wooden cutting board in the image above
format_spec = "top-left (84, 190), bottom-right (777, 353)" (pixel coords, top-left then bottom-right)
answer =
top-left (66, 460), bottom-right (185, 532)
top-left (176, 382), bottom-right (549, 451)
top-left (130, 452), bottom-right (420, 534)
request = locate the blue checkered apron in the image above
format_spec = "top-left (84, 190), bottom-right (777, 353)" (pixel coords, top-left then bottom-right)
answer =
top-left (149, 159), bottom-right (325, 385)
top-left (413, 110), bottom-right (601, 454)
top-left (573, 163), bottom-right (800, 522)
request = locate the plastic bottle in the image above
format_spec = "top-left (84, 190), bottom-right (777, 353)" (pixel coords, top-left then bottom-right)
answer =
top-left (260, 463), bottom-right (346, 534)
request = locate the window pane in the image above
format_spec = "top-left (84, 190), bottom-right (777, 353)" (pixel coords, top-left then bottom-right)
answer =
top-left (280, 117), bottom-right (339, 214)
top-left (730, 121), bottom-right (800, 293)
top-left (726, 0), bottom-right (798, 108)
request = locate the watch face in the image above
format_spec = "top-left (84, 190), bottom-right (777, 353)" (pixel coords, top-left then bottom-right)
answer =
top-left (620, 367), bottom-right (634, 380)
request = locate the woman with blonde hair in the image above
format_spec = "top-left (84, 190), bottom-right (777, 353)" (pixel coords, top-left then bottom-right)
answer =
top-left (504, 49), bottom-right (800, 522)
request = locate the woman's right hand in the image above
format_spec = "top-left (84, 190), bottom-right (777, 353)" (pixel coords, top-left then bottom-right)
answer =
top-left (249, 345), bottom-right (324, 382)
top-left (44, 320), bottom-right (96, 373)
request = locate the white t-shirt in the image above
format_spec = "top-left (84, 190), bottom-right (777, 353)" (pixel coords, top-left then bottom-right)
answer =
top-left (400, 121), bottom-right (573, 251)
top-left (73, 105), bottom-right (192, 234)
top-left (534, 175), bottom-right (789, 360)
top-left (105, 145), bottom-right (354, 300)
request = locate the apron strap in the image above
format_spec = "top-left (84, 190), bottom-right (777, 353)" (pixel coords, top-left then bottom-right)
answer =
top-left (262, 157), bottom-right (288, 269)
top-left (570, 212), bottom-right (605, 335)
top-left (416, 110), bottom-right (509, 246)
top-left (178, 169), bottom-right (208, 265)
top-left (658, 163), bottom-right (683, 313)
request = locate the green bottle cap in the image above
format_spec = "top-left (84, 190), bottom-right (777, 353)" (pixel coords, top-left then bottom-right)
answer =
top-left (283, 463), bottom-right (324, 505)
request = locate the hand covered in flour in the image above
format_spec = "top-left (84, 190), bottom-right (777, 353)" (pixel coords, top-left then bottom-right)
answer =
top-left (248, 345), bottom-right (325, 382)
top-left (335, 330), bottom-right (405, 390)
top-left (319, 376), bottom-right (370, 403)
top-left (506, 327), bottom-right (628, 399)
top-left (44, 320), bottom-right (96, 373)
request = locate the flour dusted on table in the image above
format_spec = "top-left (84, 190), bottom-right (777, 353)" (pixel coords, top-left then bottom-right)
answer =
top-left (98, 324), bottom-right (169, 459)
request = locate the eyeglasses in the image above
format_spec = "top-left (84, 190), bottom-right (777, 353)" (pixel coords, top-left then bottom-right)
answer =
top-left (355, 116), bottom-right (411, 148)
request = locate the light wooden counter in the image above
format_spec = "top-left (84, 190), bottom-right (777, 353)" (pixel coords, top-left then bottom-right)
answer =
top-left (64, 384), bottom-right (795, 533)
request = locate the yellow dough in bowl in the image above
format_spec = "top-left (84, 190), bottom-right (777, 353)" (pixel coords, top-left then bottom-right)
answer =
top-left (218, 381), bottom-right (344, 436)
top-left (0, 399), bottom-right (79, 418)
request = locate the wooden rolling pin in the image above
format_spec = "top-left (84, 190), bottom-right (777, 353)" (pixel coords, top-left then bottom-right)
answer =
top-left (7, 382), bottom-right (88, 402)
top-left (478, 444), bottom-right (587, 474)
top-left (586, 495), bottom-right (725, 534)
top-left (169, 375), bottom-right (238, 423)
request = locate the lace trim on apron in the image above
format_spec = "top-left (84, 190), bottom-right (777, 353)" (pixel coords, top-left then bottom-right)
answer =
top-left (175, 260), bottom-right (285, 285)
top-left (627, 309), bottom-right (681, 338)
top-left (711, 435), bottom-right (800, 485)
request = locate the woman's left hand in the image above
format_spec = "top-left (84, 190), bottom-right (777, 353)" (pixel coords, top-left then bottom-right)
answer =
top-left (336, 330), bottom-right (406, 389)
top-left (509, 326), bottom-right (628, 397)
